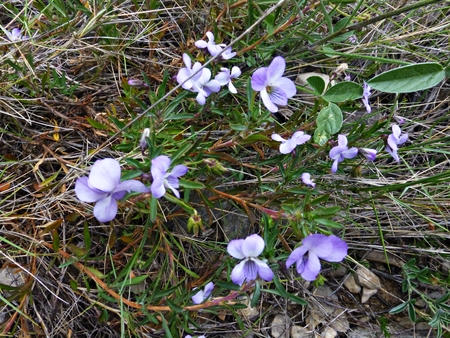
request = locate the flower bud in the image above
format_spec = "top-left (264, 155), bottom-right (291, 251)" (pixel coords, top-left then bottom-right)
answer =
top-left (204, 158), bottom-right (228, 176)
top-left (139, 128), bottom-right (150, 154)
top-left (187, 211), bottom-right (203, 236)
top-left (359, 147), bottom-right (377, 161)
top-left (127, 79), bottom-right (148, 88)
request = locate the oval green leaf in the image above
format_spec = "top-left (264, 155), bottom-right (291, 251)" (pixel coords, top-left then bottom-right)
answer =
top-left (314, 128), bottom-right (330, 146)
top-left (367, 63), bottom-right (445, 93)
top-left (323, 82), bottom-right (363, 102)
top-left (316, 103), bottom-right (343, 134)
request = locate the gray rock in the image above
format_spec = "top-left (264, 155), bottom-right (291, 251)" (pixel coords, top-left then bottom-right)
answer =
top-left (355, 267), bottom-right (381, 289)
top-left (271, 314), bottom-right (288, 338)
top-left (344, 274), bottom-right (361, 294)
top-left (361, 287), bottom-right (378, 304)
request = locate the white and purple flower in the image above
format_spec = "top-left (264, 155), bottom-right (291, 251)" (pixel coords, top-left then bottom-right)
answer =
top-left (151, 155), bottom-right (188, 198)
top-left (362, 82), bottom-right (372, 114)
top-left (301, 173), bottom-right (315, 188)
top-left (195, 31), bottom-right (236, 60)
top-left (215, 66), bottom-right (241, 94)
top-left (5, 28), bottom-right (24, 42)
top-left (329, 135), bottom-right (358, 173)
top-left (75, 159), bottom-right (149, 222)
top-left (385, 124), bottom-right (408, 163)
top-left (271, 131), bottom-right (311, 154)
top-left (251, 56), bottom-right (296, 113)
top-left (359, 147), bottom-right (377, 161)
top-left (227, 234), bottom-right (273, 285)
top-left (191, 282), bottom-right (214, 304)
top-left (286, 234), bottom-right (348, 281)
top-left (176, 53), bottom-right (220, 105)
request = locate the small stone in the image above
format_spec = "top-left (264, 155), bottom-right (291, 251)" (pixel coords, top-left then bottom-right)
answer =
top-left (322, 326), bottom-right (337, 338)
top-left (291, 325), bottom-right (312, 338)
top-left (361, 287), bottom-right (378, 303)
top-left (237, 295), bottom-right (259, 320)
top-left (355, 267), bottom-right (381, 289)
top-left (344, 274), bottom-right (361, 294)
top-left (415, 322), bottom-right (431, 331)
top-left (271, 314), bottom-right (287, 338)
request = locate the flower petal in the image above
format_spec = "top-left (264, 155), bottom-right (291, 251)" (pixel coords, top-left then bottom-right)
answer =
top-left (151, 156), bottom-right (170, 178)
top-left (251, 68), bottom-right (268, 91)
top-left (329, 146), bottom-right (348, 160)
top-left (272, 77), bottom-right (296, 98)
top-left (227, 239), bottom-right (245, 259)
top-left (303, 234), bottom-right (332, 258)
top-left (260, 88), bottom-right (279, 113)
top-left (191, 291), bottom-right (205, 304)
top-left (75, 177), bottom-right (108, 202)
top-left (88, 158), bottom-right (121, 192)
top-left (203, 282), bottom-right (214, 298)
top-left (331, 158), bottom-right (339, 173)
top-left (320, 236), bottom-right (348, 262)
top-left (230, 260), bottom-right (247, 285)
top-left (93, 195), bottom-right (118, 222)
top-left (342, 147), bottom-right (358, 159)
top-left (241, 234), bottom-right (265, 257)
top-left (301, 252), bottom-right (322, 281)
top-left (182, 53), bottom-right (192, 69)
top-left (301, 173), bottom-right (315, 188)
top-left (170, 165), bottom-right (188, 178)
top-left (267, 56), bottom-right (285, 84)
top-left (151, 177), bottom-right (166, 198)
top-left (271, 134), bottom-right (286, 142)
top-left (337, 134), bottom-right (348, 147)
top-left (268, 86), bottom-right (288, 107)
top-left (115, 180), bottom-right (149, 194)
top-left (279, 142), bottom-right (293, 154)
top-left (242, 260), bottom-right (258, 282)
top-left (254, 259), bottom-right (274, 281)
top-left (286, 245), bottom-right (309, 268)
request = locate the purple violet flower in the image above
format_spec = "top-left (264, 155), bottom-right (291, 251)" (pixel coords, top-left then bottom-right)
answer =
top-left (5, 28), bottom-right (23, 42)
top-left (195, 31), bottom-right (236, 59)
top-left (329, 135), bottom-right (358, 173)
top-left (271, 131), bottom-right (311, 154)
top-left (75, 159), bottom-right (149, 222)
top-left (359, 148), bottom-right (377, 161)
top-left (385, 124), bottom-right (408, 163)
top-left (362, 82), bottom-right (372, 114)
top-left (191, 282), bottom-right (214, 304)
top-left (176, 54), bottom-right (220, 105)
top-left (251, 56), bottom-right (296, 113)
top-left (191, 68), bottom-right (221, 105)
top-left (227, 234), bottom-right (273, 285)
top-left (301, 173), bottom-right (315, 188)
top-left (215, 66), bottom-right (241, 94)
top-left (286, 234), bottom-right (348, 281)
top-left (151, 155), bottom-right (188, 198)
top-left (176, 53), bottom-right (204, 90)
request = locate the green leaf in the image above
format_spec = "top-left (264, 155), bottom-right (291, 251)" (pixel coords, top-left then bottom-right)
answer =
top-left (367, 63), bottom-right (445, 93)
top-left (314, 218), bottom-right (343, 229)
top-left (313, 128), bottom-right (330, 146)
top-left (316, 103), bottom-right (343, 134)
top-left (251, 281), bottom-right (261, 308)
top-left (307, 76), bottom-right (326, 95)
top-left (323, 82), bottom-right (363, 102)
top-left (86, 117), bottom-right (108, 130)
top-left (390, 301), bottom-right (408, 314)
top-left (179, 179), bottom-right (205, 189)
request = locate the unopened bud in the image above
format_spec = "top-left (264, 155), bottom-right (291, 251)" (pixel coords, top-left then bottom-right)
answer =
top-left (187, 211), bottom-right (203, 236)
top-left (140, 128), bottom-right (150, 154)
top-left (127, 79), bottom-right (148, 88)
top-left (204, 158), bottom-right (228, 176)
